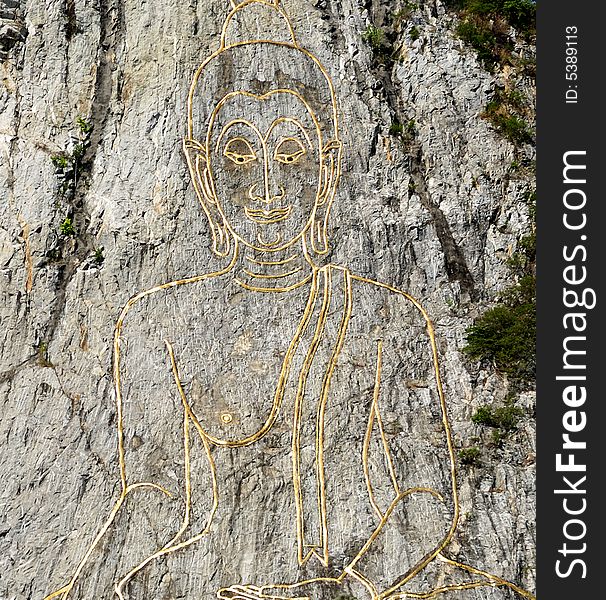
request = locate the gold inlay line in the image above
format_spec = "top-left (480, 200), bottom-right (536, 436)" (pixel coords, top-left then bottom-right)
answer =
top-left (245, 254), bottom-right (298, 266)
top-left (242, 267), bottom-right (302, 279)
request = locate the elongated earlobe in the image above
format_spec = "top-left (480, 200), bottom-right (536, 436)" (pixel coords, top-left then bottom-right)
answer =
top-left (311, 139), bottom-right (342, 254)
top-left (183, 138), bottom-right (231, 257)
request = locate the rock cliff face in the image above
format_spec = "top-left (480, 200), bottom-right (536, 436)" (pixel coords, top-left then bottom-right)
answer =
top-left (0, 1), bottom-right (535, 599)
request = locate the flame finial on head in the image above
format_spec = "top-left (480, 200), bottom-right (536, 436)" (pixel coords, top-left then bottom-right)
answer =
top-left (221, 0), bottom-right (297, 48)
top-left (228, 0), bottom-right (280, 8)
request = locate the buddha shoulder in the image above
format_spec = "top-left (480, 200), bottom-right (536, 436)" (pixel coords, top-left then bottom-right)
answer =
top-left (344, 269), bottom-right (433, 339)
top-left (116, 272), bottom-right (233, 348)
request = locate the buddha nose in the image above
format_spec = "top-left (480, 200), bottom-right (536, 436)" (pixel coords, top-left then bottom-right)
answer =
top-left (248, 181), bottom-right (285, 205)
top-left (247, 147), bottom-right (286, 205)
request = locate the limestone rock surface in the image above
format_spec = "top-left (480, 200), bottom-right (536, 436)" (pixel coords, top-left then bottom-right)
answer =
top-left (0, 1), bottom-right (535, 599)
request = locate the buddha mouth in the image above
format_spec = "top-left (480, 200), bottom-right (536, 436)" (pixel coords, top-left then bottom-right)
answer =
top-left (244, 205), bottom-right (292, 225)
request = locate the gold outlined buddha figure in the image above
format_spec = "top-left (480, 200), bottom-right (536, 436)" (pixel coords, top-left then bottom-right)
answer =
top-left (45, 2), bottom-right (534, 599)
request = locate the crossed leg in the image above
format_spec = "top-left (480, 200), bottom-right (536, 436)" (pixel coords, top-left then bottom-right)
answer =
top-left (45, 341), bottom-right (219, 600)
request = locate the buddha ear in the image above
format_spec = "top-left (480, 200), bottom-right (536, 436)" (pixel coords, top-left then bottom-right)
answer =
top-left (317, 139), bottom-right (342, 206)
top-left (183, 138), bottom-right (215, 204)
top-left (183, 138), bottom-right (231, 257)
top-left (311, 138), bottom-right (342, 255)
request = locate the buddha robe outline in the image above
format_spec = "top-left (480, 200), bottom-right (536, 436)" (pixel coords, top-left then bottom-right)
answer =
top-left (101, 261), bottom-right (457, 599)
top-left (43, 2), bottom-right (535, 599)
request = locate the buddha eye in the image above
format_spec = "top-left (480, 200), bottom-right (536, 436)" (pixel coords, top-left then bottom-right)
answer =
top-left (223, 137), bottom-right (257, 165)
top-left (274, 138), bottom-right (306, 165)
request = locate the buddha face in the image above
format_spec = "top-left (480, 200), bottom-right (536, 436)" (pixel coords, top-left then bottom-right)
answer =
top-left (209, 90), bottom-right (322, 250)
top-left (186, 89), bottom-right (339, 253)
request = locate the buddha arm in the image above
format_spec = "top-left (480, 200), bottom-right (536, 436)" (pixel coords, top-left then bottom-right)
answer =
top-left (345, 280), bottom-right (459, 597)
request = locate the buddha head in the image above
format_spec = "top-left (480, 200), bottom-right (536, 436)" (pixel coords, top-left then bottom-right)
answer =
top-left (184, 0), bottom-right (342, 257)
